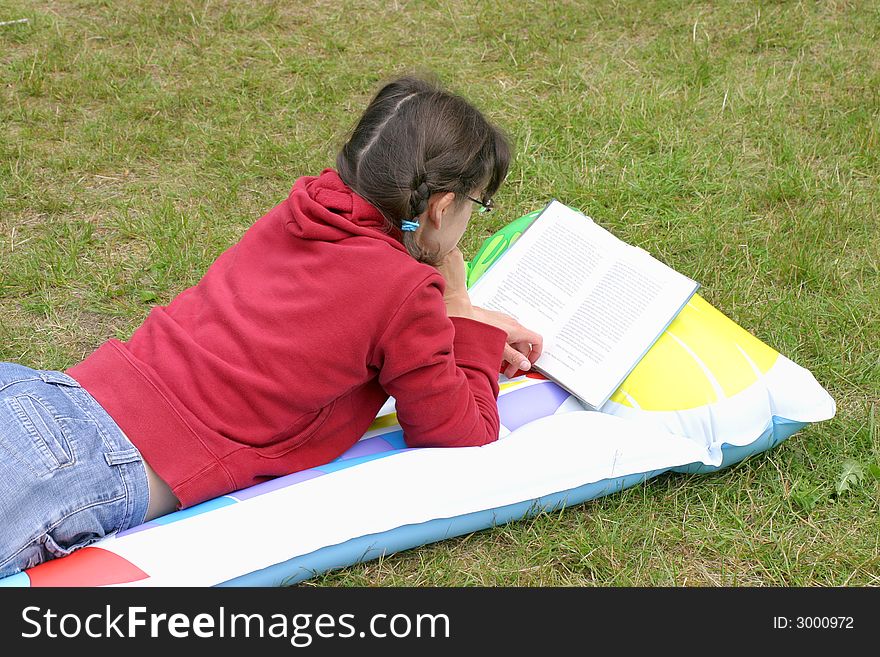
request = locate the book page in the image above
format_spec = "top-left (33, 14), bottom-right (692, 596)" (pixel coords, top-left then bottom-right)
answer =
top-left (469, 200), bottom-right (697, 408)
top-left (469, 203), bottom-right (622, 340)
top-left (487, 219), bottom-right (604, 324)
top-left (552, 260), bottom-right (663, 370)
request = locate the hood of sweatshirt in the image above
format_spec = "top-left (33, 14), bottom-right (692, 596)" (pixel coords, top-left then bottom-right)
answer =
top-left (284, 168), bottom-right (407, 253)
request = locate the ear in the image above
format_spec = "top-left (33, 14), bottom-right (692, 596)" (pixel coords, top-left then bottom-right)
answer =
top-left (425, 192), bottom-right (456, 230)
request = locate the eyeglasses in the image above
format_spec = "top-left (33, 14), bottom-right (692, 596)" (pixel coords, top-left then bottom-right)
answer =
top-left (466, 195), bottom-right (494, 214)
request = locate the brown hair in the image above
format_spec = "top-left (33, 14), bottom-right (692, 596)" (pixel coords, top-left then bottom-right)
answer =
top-left (337, 74), bottom-right (511, 265)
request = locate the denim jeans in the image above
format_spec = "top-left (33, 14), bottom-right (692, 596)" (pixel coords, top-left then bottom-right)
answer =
top-left (0, 361), bottom-right (150, 578)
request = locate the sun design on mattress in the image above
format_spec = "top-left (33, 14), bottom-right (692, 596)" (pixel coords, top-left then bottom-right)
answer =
top-left (608, 294), bottom-right (779, 411)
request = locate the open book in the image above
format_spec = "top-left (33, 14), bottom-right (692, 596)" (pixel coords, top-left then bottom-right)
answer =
top-left (468, 200), bottom-right (700, 409)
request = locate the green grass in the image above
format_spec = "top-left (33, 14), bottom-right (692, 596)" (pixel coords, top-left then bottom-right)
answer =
top-left (1, 0), bottom-right (877, 586)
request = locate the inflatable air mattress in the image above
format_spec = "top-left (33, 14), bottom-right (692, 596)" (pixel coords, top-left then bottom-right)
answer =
top-left (0, 210), bottom-right (835, 587)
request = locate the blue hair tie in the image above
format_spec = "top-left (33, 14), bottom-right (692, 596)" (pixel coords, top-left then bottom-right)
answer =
top-left (400, 219), bottom-right (420, 232)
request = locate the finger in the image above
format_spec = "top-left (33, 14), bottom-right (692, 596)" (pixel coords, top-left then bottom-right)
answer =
top-left (505, 324), bottom-right (541, 348)
top-left (503, 361), bottom-right (520, 378)
top-left (503, 343), bottom-right (524, 363)
top-left (521, 332), bottom-right (543, 363)
top-left (511, 341), bottom-right (535, 365)
top-left (503, 344), bottom-right (532, 372)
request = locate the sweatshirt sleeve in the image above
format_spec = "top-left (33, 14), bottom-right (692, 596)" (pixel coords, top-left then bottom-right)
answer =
top-left (373, 276), bottom-right (507, 448)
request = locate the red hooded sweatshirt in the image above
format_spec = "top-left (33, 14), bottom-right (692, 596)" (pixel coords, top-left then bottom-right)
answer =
top-left (66, 169), bottom-right (507, 509)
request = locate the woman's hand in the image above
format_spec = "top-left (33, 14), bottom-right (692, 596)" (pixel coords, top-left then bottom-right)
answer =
top-left (435, 247), bottom-right (474, 319)
top-left (472, 306), bottom-right (543, 378)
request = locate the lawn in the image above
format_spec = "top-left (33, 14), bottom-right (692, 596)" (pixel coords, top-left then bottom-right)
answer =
top-left (1, 0), bottom-right (877, 586)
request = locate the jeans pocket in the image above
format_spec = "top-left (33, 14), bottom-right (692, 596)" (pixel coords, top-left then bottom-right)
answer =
top-left (4, 393), bottom-right (76, 474)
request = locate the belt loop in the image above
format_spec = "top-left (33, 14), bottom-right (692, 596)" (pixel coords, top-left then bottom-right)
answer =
top-left (104, 448), bottom-right (142, 466)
